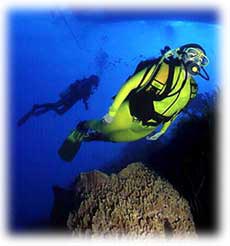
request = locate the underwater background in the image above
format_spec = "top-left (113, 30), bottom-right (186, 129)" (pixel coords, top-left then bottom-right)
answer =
top-left (9, 9), bottom-right (219, 232)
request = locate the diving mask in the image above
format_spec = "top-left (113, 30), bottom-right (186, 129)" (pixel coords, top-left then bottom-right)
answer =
top-left (183, 47), bottom-right (209, 67)
top-left (181, 47), bottom-right (209, 79)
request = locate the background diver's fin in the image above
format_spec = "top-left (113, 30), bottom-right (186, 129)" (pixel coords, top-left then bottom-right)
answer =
top-left (17, 110), bottom-right (34, 127)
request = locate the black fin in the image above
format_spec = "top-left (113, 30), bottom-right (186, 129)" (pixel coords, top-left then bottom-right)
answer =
top-left (17, 110), bottom-right (33, 127)
top-left (58, 137), bottom-right (82, 162)
top-left (58, 121), bottom-right (88, 162)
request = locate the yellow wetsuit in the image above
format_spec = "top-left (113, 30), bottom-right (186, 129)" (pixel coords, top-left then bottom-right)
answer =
top-left (85, 60), bottom-right (197, 142)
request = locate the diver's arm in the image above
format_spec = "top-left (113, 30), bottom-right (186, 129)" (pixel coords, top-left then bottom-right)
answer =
top-left (160, 120), bottom-right (173, 134)
top-left (108, 69), bottom-right (148, 118)
top-left (190, 77), bottom-right (198, 99)
top-left (146, 114), bottom-right (178, 141)
top-left (83, 99), bottom-right (89, 110)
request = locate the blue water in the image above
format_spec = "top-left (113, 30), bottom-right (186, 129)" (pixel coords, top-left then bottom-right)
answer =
top-left (9, 9), bottom-right (219, 230)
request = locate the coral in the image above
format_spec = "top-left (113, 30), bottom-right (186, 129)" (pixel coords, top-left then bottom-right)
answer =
top-left (67, 163), bottom-right (196, 237)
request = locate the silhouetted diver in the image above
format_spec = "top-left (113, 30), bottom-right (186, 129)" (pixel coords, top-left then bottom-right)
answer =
top-left (17, 75), bottom-right (99, 126)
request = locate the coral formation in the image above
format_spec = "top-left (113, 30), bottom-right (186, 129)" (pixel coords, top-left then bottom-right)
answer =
top-left (67, 163), bottom-right (196, 237)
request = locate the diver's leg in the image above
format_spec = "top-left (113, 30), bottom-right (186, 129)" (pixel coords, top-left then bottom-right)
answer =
top-left (102, 125), bottom-right (156, 142)
top-left (55, 107), bottom-right (68, 115)
top-left (17, 110), bottom-right (34, 126)
top-left (34, 101), bottom-right (73, 116)
top-left (83, 101), bottom-right (134, 135)
top-left (58, 100), bottom-right (156, 162)
top-left (81, 101), bottom-right (156, 142)
top-left (32, 103), bottom-right (56, 115)
top-left (17, 103), bottom-right (52, 126)
top-left (58, 113), bottom-right (127, 162)
top-left (58, 118), bottom-right (116, 162)
top-left (83, 120), bottom-right (156, 142)
top-left (53, 100), bottom-right (73, 115)
top-left (73, 100), bottom-right (157, 143)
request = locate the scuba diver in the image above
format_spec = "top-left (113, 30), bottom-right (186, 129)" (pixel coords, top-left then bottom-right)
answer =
top-left (58, 43), bottom-right (210, 162)
top-left (17, 75), bottom-right (99, 126)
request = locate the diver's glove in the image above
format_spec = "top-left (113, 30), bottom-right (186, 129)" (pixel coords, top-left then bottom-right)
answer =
top-left (146, 132), bottom-right (163, 141)
top-left (102, 113), bottom-right (114, 124)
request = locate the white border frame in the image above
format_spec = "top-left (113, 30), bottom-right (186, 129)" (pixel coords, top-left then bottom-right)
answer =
top-left (0, 0), bottom-right (229, 245)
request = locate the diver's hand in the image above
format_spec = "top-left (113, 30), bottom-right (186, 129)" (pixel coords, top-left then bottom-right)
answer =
top-left (102, 113), bottom-right (114, 124)
top-left (146, 132), bottom-right (163, 141)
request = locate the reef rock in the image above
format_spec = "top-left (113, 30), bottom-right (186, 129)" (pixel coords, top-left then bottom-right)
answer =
top-left (67, 162), bottom-right (196, 237)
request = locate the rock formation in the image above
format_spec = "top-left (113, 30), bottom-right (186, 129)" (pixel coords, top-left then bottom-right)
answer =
top-left (66, 162), bottom-right (196, 237)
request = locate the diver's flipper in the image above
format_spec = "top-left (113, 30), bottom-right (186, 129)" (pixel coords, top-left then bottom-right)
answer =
top-left (58, 122), bottom-right (88, 162)
top-left (17, 104), bottom-right (47, 127)
top-left (58, 130), bottom-right (84, 162)
top-left (17, 111), bottom-right (33, 127)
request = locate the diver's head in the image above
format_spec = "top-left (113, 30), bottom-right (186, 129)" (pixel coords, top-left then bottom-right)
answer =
top-left (89, 75), bottom-right (99, 90)
top-left (178, 43), bottom-right (209, 78)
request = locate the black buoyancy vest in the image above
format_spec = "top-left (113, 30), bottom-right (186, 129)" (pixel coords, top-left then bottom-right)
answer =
top-left (128, 61), bottom-right (186, 126)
